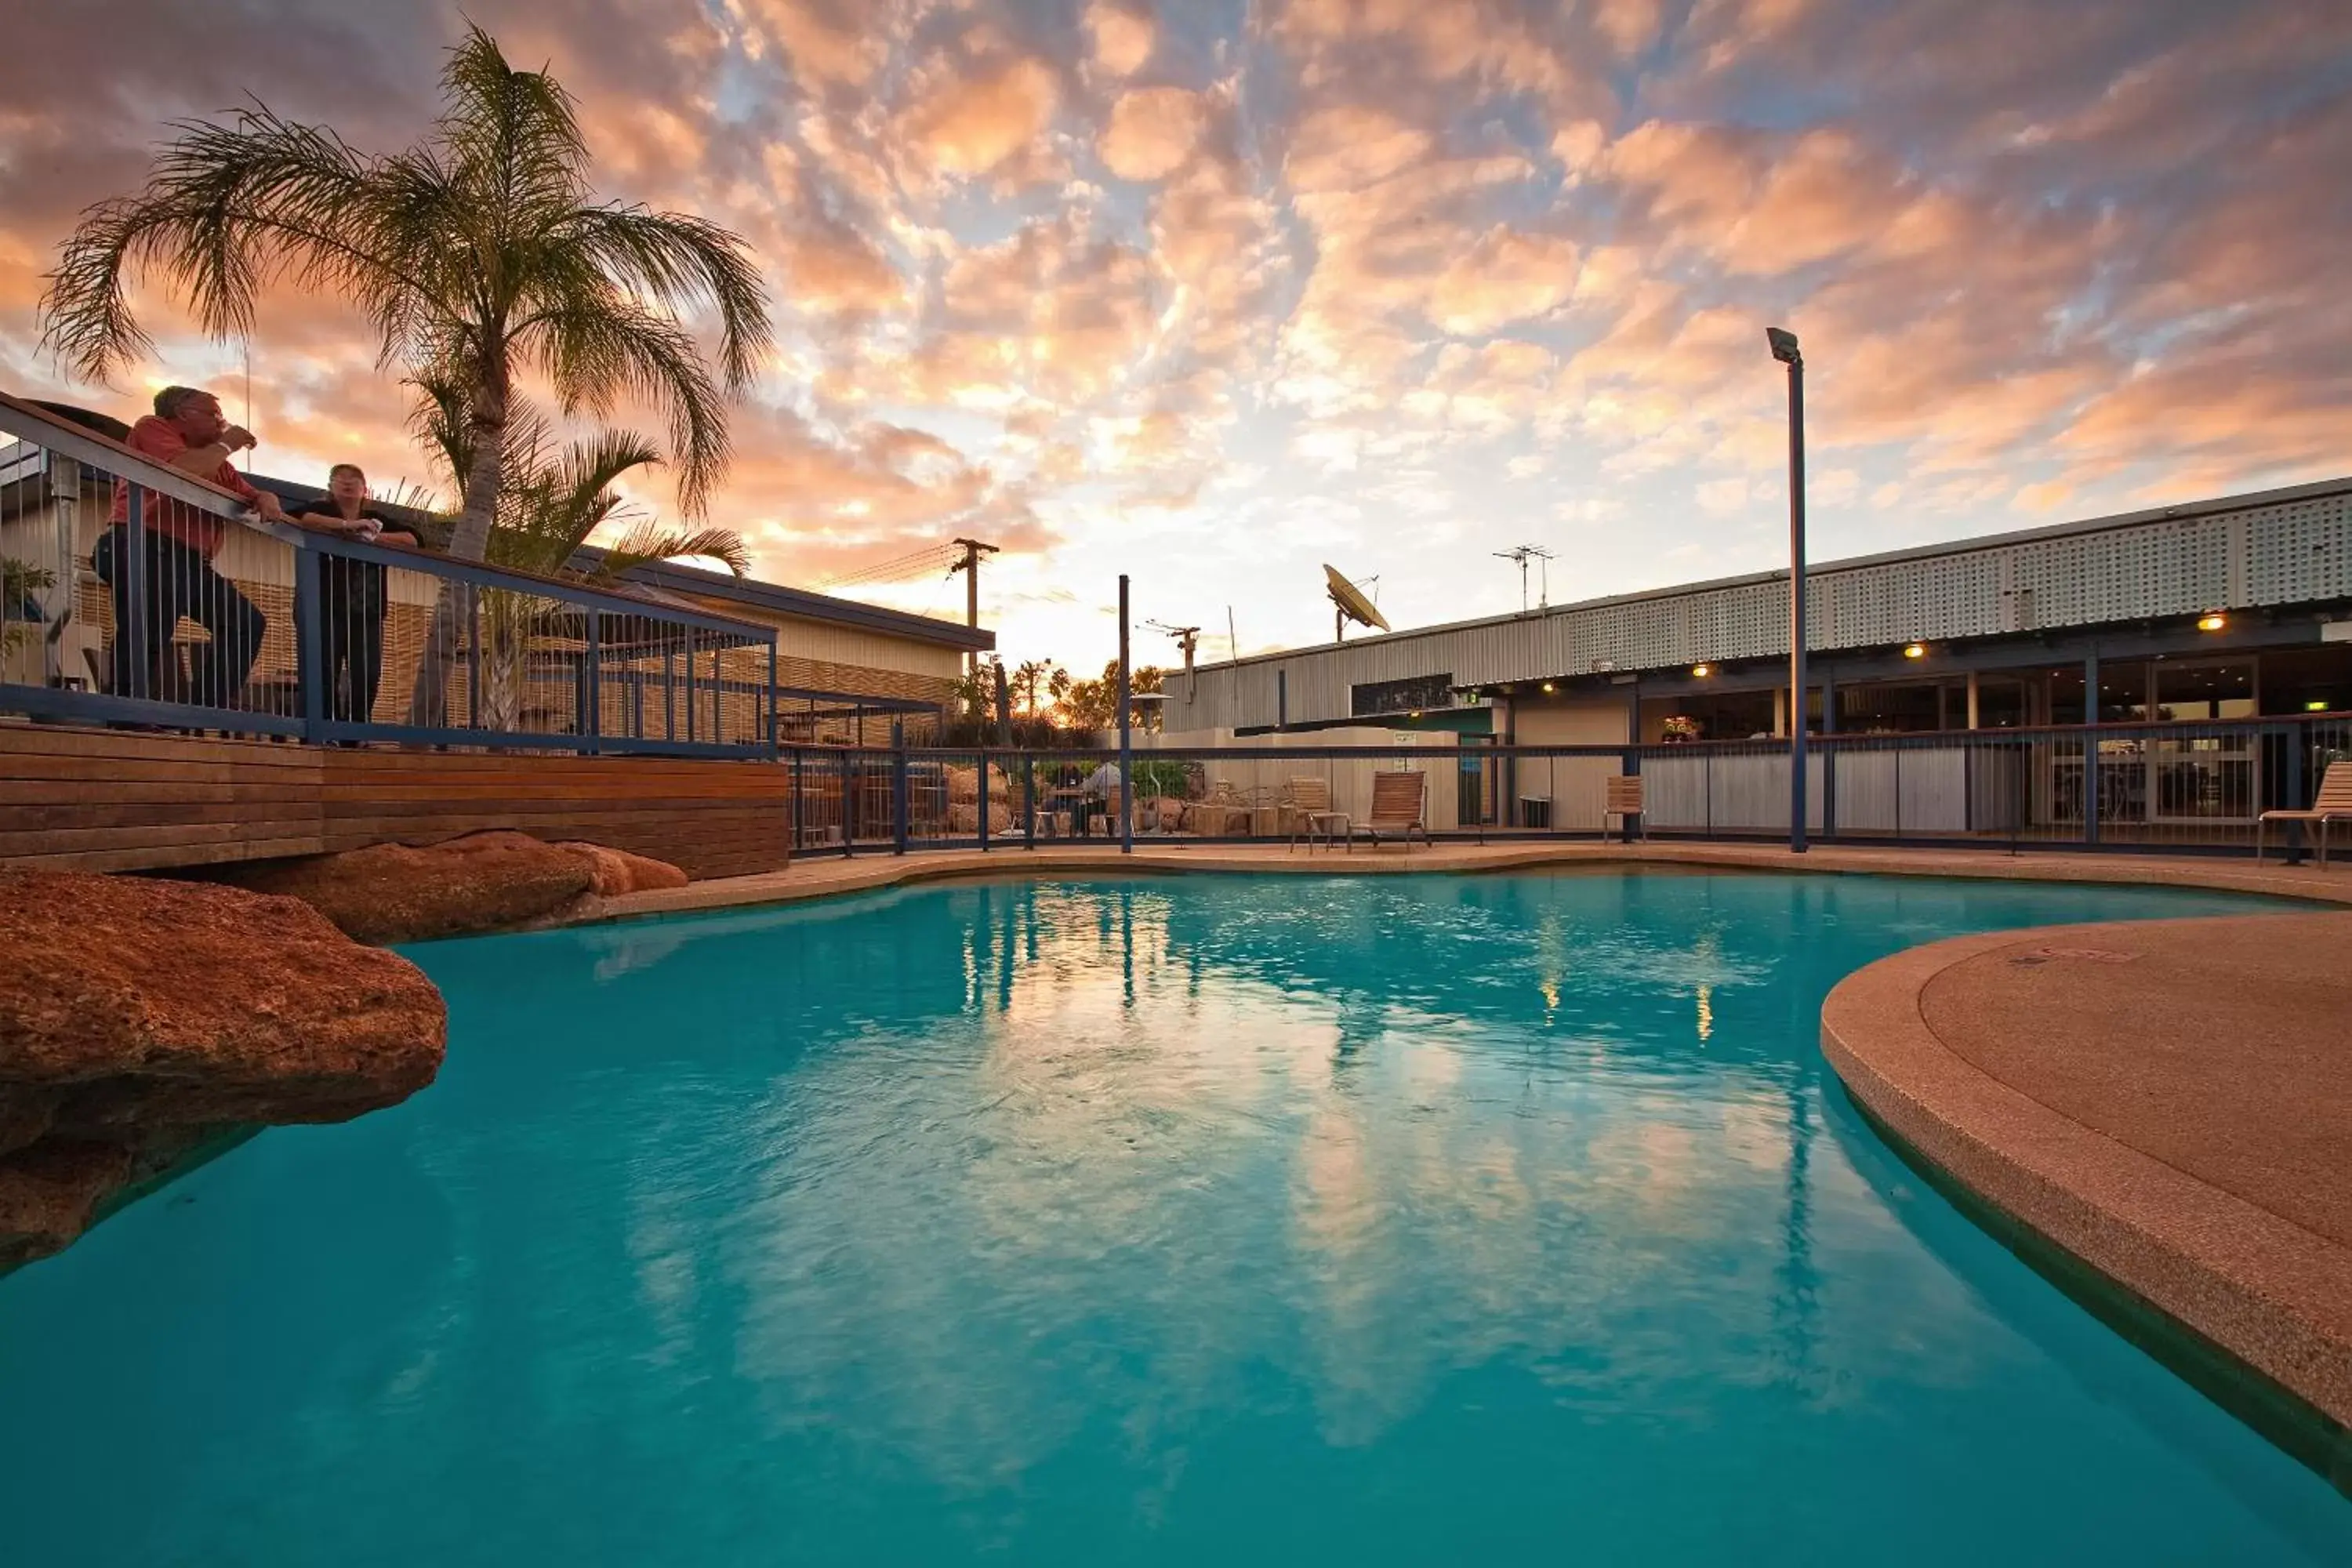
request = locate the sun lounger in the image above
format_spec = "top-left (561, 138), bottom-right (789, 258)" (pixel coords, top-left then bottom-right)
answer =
top-left (2256, 760), bottom-right (2352, 866)
top-left (1355, 770), bottom-right (1429, 851)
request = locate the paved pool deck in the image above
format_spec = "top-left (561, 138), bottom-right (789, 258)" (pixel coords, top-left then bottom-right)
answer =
top-left (594, 840), bottom-right (2352, 1459)
top-left (1824, 911), bottom-right (2352, 1468)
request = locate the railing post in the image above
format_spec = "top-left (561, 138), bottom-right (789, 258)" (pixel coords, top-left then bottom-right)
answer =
top-left (685, 629), bottom-right (698, 744)
top-left (2283, 721), bottom-right (2307, 864)
top-left (1820, 672), bottom-right (1836, 839)
top-left (2082, 647), bottom-right (2101, 848)
top-left (1893, 743), bottom-right (1904, 839)
top-left (978, 748), bottom-right (991, 851)
top-left (292, 541), bottom-right (327, 745)
top-left (123, 487), bottom-right (150, 699)
top-left (767, 639), bottom-right (779, 753)
top-left (581, 606), bottom-right (601, 755)
top-left (892, 720), bottom-right (909, 855)
top-left (465, 586), bottom-right (481, 730)
top-left (791, 748), bottom-right (804, 852)
top-left (1023, 753), bottom-right (1036, 849)
top-left (841, 748), bottom-right (855, 857)
top-left (1619, 746), bottom-right (1639, 844)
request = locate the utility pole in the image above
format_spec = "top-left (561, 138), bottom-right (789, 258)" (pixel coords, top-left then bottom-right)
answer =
top-left (1494, 544), bottom-right (1555, 613)
top-left (1149, 621), bottom-right (1203, 702)
top-left (948, 537), bottom-right (1000, 675)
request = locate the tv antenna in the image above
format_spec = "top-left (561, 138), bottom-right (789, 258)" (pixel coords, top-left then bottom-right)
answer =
top-left (1494, 544), bottom-right (1555, 613)
top-left (1146, 620), bottom-right (1203, 700)
top-left (1324, 564), bottom-right (1392, 644)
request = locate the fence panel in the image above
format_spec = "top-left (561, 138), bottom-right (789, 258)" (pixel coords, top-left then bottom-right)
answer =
top-left (2, 398), bottom-right (777, 757)
top-left (779, 716), bottom-right (2352, 861)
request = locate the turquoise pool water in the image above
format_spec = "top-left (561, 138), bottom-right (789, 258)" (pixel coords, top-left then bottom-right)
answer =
top-left (2, 871), bottom-right (2347, 1563)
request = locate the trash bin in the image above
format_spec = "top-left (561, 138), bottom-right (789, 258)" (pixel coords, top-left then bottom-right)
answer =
top-left (1519, 796), bottom-right (1552, 829)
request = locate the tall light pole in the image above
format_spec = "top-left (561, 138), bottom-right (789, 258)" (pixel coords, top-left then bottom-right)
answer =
top-left (1117, 574), bottom-right (1134, 855)
top-left (1768, 326), bottom-right (1808, 854)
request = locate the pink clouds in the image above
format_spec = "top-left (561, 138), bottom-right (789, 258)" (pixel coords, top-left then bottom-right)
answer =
top-left (1083, 2), bottom-right (1157, 79)
top-left (0, 0), bottom-right (2344, 662)
top-left (898, 55), bottom-right (1063, 181)
top-left (1099, 87), bottom-right (1209, 183)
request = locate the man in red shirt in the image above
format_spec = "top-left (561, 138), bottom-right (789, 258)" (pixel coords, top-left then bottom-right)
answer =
top-left (95, 385), bottom-right (285, 707)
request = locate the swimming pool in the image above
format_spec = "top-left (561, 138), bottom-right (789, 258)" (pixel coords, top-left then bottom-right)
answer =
top-left (2, 870), bottom-right (2346, 1563)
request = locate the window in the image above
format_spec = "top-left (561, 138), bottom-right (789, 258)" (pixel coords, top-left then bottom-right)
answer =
top-left (1352, 673), bottom-right (1454, 717)
top-left (2154, 660), bottom-right (2254, 722)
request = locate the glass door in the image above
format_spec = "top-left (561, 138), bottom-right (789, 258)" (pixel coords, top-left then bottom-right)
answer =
top-left (2149, 660), bottom-right (2258, 822)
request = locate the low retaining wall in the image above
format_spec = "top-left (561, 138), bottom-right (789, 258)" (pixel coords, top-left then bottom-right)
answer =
top-left (0, 722), bottom-right (789, 880)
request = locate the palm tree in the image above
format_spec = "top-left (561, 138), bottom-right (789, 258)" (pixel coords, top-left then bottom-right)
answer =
top-left (1012, 658), bottom-right (1054, 717)
top-left (38, 24), bottom-right (770, 564)
top-left (412, 391), bottom-right (749, 732)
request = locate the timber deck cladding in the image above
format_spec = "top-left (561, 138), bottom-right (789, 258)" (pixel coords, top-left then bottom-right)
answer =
top-left (0, 722), bottom-right (789, 880)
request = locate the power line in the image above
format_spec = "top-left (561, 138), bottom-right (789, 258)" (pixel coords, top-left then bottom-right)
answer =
top-left (818, 541), bottom-right (962, 590)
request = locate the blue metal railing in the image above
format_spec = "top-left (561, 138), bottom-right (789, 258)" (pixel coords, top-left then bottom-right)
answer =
top-left (1, 394), bottom-right (779, 757)
top-left (782, 714), bottom-right (2352, 860)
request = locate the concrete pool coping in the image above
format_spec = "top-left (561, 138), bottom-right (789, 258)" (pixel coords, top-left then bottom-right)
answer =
top-left (587, 840), bottom-right (2352, 1480)
top-left (1823, 913), bottom-right (2352, 1486)
top-left (590, 840), bottom-right (2352, 924)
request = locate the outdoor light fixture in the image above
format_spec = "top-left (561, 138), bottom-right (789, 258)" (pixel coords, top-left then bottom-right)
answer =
top-left (2197, 612), bottom-right (2227, 632)
top-left (1904, 641), bottom-right (1926, 659)
top-left (1542, 681), bottom-right (1556, 693)
top-left (1693, 662), bottom-right (1714, 678)
top-left (2308, 699), bottom-right (2331, 713)
top-left (1765, 325), bottom-right (1807, 853)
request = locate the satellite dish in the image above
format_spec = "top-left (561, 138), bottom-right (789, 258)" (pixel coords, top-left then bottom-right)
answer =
top-left (1325, 564), bottom-right (1391, 641)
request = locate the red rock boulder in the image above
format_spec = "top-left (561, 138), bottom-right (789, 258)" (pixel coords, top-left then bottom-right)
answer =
top-left (551, 841), bottom-right (690, 897)
top-left (0, 869), bottom-right (446, 1266)
top-left (212, 830), bottom-right (597, 944)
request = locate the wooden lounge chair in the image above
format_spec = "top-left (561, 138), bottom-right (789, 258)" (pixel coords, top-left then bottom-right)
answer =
top-left (2256, 760), bottom-right (2352, 867)
top-left (1604, 774), bottom-right (1645, 843)
top-left (1283, 775), bottom-right (1349, 852)
top-left (1355, 770), bottom-right (1430, 851)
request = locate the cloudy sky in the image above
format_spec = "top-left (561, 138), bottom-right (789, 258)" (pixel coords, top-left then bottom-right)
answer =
top-left (3, 1), bottom-right (2347, 667)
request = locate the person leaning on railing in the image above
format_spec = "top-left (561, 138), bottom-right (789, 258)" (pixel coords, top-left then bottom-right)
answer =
top-left (93, 385), bottom-right (284, 707)
top-left (289, 463), bottom-right (420, 728)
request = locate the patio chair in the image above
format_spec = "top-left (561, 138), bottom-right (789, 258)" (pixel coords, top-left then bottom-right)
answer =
top-left (1604, 775), bottom-right (1645, 843)
top-left (1355, 770), bottom-right (1430, 851)
top-left (2256, 761), bottom-right (2352, 867)
top-left (1282, 775), bottom-right (1350, 852)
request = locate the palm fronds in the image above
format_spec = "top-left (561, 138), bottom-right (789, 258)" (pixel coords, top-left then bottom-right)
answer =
top-left (38, 23), bottom-right (771, 559)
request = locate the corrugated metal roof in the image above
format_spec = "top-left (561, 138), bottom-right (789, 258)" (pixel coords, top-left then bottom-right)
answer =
top-left (1178, 474), bottom-right (2352, 731)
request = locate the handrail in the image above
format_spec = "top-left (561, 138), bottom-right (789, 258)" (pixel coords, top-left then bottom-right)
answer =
top-left (290, 525), bottom-right (776, 641)
top-left (0, 388), bottom-right (263, 520)
top-left (811, 712), bottom-right (2352, 764)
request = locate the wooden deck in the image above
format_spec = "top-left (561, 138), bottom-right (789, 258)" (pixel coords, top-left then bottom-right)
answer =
top-left (0, 721), bottom-right (791, 880)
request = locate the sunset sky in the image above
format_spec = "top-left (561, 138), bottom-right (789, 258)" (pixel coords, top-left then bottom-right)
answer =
top-left (2, 1), bottom-right (2346, 668)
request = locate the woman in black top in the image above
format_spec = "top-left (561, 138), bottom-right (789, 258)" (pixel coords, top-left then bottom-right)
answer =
top-left (293, 463), bottom-right (420, 726)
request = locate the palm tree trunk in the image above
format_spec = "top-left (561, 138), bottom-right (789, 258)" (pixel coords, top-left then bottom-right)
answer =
top-left (445, 402), bottom-right (508, 563)
top-left (406, 396), bottom-right (507, 727)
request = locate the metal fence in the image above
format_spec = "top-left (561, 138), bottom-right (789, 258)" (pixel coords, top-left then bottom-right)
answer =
top-left (1, 397), bottom-right (779, 755)
top-left (781, 713), bottom-right (2352, 860)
